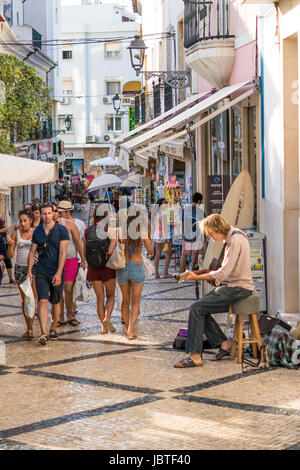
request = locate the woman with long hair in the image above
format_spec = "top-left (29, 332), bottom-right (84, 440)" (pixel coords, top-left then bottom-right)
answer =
top-left (83, 204), bottom-right (117, 335)
top-left (117, 205), bottom-right (154, 339)
top-left (7, 210), bottom-right (38, 339)
top-left (31, 203), bottom-right (41, 228)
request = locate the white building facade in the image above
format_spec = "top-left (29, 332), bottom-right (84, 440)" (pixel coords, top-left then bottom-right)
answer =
top-left (0, 0), bottom-right (61, 218)
top-left (57, 1), bottom-right (140, 176)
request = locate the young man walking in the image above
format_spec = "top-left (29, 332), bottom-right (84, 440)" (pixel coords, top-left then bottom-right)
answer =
top-left (28, 204), bottom-right (70, 345)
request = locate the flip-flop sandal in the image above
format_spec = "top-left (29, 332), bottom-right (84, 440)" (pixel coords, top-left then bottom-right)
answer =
top-left (211, 348), bottom-right (231, 361)
top-left (57, 321), bottom-right (67, 327)
top-left (67, 318), bottom-right (80, 327)
top-left (103, 320), bottom-right (116, 333)
top-left (127, 334), bottom-right (137, 340)
top-left (174, 357), bottom-right (202, 368)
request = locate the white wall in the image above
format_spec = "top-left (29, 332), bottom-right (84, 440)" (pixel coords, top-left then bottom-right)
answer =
top-left (259, 7), bottom-right (285, 314)
top-left (57, 2), bottom-right (139, 145)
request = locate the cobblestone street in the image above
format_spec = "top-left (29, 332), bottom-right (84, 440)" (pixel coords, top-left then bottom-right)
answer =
top-left (0, 237), bottom-right (299, 451)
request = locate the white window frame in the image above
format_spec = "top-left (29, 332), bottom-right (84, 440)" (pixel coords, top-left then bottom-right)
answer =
top-left (105, 114), bottom-right (122, 133)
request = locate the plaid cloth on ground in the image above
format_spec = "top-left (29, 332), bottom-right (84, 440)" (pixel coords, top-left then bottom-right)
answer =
top-left (263, 325), bottom-right (300, 369)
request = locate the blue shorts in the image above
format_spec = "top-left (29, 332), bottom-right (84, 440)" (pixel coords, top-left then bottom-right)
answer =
top-left (117, 262), bottom-right (146, 285)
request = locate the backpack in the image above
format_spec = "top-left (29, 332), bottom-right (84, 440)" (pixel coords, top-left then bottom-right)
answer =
top-left (86, 225), bottom-right (110, 268)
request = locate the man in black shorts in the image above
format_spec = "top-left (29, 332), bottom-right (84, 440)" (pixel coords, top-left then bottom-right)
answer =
top-left (28, 204), bottom-right (69, 345)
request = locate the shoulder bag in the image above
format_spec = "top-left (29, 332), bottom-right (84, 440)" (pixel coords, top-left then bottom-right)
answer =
top-left (106, 229), bottom-right (126, 270)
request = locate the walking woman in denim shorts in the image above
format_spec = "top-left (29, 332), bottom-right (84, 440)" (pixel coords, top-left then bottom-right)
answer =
top-left (117, 205), bottom-right (153, 339)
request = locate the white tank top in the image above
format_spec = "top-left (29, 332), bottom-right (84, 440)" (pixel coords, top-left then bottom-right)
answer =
top-left (61, 219), bottom-right (77, 259)
top-left (16, 230), bottom-right (32, 266)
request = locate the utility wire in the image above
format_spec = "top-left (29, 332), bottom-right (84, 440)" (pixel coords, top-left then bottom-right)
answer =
top-left (0, 32), bottom-right (172, 48)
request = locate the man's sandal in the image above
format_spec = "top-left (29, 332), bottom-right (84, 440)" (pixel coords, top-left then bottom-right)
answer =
top-left (67, 318), bottom-right (80, 326)
top-left (174, 357), bottom-right (203, 368)
top-left (210, 348), bottom-right (231, 361)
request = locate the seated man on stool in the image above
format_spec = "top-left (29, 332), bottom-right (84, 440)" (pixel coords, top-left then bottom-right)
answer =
top-left (174, 213), bottom-right (254, 368)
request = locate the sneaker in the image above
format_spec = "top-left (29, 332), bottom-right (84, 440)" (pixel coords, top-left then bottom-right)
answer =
top-left (38, 334), bottom-right (48, 346)
top-left (49, 330), bottom-right (58, 340)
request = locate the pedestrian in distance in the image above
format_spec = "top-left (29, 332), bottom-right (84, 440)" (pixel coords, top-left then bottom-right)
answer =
top-left (153, 198), bottom-right (172, 279)
top-left (31, 203), bottom-right (42, 229)
top-left (7, 210), bottom-right (38, 339)
top-left (27, 203), bottom-right (70, 345)
top-left (84, 204), bottom-right (117, 335)
top-left (117, 205), bottom-right (154, 339)
top-left (0, 214), bottom-right (14, 284)
top-left (179, 192), bottom-right (204, 273)
top-left (174, 213), bottom-right (254, 368)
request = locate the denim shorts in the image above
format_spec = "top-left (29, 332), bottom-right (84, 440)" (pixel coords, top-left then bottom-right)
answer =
top-left (35, 270), bottom-right (65, 305)
top-left (117, 262), bottom-right (146, 285)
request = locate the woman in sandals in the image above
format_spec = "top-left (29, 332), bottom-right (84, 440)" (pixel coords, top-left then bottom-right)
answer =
top-left (7, 210), bottom-right (38, 339)
top-left (84, 205), bottom-right (117, 335)
top-left (117, 205), bottom-right (154, 339)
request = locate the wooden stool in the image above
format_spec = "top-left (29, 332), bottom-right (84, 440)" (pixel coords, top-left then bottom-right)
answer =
top-left (229, 295), bottom-right (264, 364)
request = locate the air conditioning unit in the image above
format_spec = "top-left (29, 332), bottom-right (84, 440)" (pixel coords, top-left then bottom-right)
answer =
top-left (103, 96), bottom-right (112, 104)
top-left (86, 135), bottom-right (96, 143)
top-left (61, 97), bottom-right (71, 105)
top-left (103, 133), bottom-right (112, 142)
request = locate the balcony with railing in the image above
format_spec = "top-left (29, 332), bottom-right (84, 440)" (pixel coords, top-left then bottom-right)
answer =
top-left (184, 0), bottom-right (235, 89)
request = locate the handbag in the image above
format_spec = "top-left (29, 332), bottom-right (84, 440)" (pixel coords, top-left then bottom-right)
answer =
top-left (19, 278), bottom-right (35, 319)
top-left (258, 313), bottom-right (291, 336)
top-left (73, 268), bottom-right (95, 302)
top-left (143, 256), bottom-right (155, 279)
top-left (106, 231), bottom-right (126, 270)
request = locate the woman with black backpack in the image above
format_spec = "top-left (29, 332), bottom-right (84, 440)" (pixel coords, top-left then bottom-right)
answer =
top-left (84, 205), bottom-right (117, 335)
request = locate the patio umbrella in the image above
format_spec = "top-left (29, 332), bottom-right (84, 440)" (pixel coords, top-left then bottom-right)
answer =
top-left (120, 178), bottom-right (137, 188)
top-left (0, 153), bottom-right (56, 191)
top-left (90, 157), bottom-right (119, 166)
top-left (87, 174), bottom-right (122, 192)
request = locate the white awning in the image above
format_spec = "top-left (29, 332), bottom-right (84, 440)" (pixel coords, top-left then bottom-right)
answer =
top-left (112, 91), bottom-right (209, 147)
top-left (160, 139), bottom-right (186, 160)
top-left (0, 153), bottom-right (56, 194)
top-left (122, 80), bottom-right (256, 156)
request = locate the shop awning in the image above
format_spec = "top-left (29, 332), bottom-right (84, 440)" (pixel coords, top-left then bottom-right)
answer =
top-left (160, 139), bottom-right (186, 160)
top-left (112, 91), bottom-right (209, 148)
top-left (0, 153), bottom-right (56, 194)
top-left (123, 80), bottom-right (257, 158)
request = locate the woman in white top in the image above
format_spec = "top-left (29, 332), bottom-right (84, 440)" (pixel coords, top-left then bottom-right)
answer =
top-left (7, 210), bottom-right (37, 339)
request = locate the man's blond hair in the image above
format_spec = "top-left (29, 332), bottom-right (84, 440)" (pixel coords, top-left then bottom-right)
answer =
top-left (202, 214), bottom-right (231, 236)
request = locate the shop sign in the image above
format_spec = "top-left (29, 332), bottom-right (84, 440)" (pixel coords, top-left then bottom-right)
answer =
top-left (206, 175), bottom-right (230, 215)
top-left (122, 96), bottom-right (135, 107)
top-left (71, 175), bottom-right (81, 185)
top-left (63, 150), bottom-right (84, 160)
top-left (38, 140), bottom-right (51, 156)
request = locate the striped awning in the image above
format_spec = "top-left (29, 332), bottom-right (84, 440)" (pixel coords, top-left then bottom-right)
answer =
top-left (164, 181), bottom-right (180, 189)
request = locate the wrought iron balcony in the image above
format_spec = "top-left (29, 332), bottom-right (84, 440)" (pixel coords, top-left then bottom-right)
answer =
top-left (184, 0), bottom-right (234, 49)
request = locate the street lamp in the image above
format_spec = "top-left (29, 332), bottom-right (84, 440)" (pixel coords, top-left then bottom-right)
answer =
top-left (127, 35), bottom-right (148, 75)
top-left (112, 94), bottom-right (121, 114)
top-left (64, 115), bottom-right (72, 132)
top-left (127, 35), bottom-right (190, 89)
